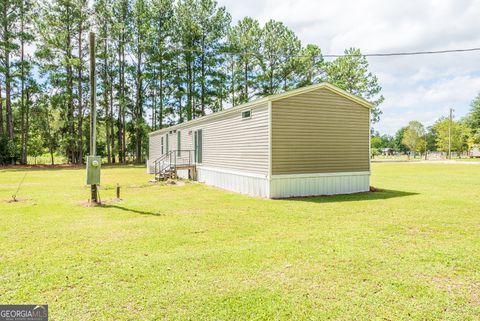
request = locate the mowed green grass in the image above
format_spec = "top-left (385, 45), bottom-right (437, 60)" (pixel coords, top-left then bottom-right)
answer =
top-left (1, 164), bottom-right (479, 320)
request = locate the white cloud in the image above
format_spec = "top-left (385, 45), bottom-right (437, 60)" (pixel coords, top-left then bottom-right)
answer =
top-left (219, 0), bottom-right (480, 134)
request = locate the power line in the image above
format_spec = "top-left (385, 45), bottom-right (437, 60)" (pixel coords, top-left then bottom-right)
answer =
top-left (92, 35), bottom-right (480, 59)
top-left (91, 15), bottom-right (480, 58)
top-left (331, 47), bottom-right (480, 58)
top-left (161, 45), bottom-right (480, 58)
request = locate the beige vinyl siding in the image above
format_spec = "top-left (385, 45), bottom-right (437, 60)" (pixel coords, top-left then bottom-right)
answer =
top-left (150, 103), bottom-right (269, 174)
top-left (271, 88), bottom-right (370, 175)
top-left (186, 103), bottom-right (269, 174)
top-left (149, 133), bottom-right (162, 162)
top-left (149, 132), bottom-right (173, 159)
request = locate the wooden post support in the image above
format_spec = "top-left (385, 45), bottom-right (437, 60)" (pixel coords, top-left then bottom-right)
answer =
top-left (116, 184), bottom-right (120, 199)
top-left (91, 184), bottom-right (97, 203)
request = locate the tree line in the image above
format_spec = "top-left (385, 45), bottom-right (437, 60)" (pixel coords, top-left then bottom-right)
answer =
top-left (372, 94), bottom-right (480, 158)
top-left (0, 0), bottom-right (383, 165)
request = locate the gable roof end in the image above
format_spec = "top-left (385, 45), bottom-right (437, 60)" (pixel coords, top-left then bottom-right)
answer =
top-left (269, 82), bottom-right (373, 109)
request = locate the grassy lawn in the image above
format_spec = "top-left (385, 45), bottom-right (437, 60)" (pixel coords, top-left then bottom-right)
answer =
top-left (451, 157), bottom-right (480, 162)
top-left (1, 163), bottom-right (480, 320)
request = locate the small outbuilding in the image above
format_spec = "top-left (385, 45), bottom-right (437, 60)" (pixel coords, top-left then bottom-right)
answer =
top-left (148, 82), bottom-right (372, 198)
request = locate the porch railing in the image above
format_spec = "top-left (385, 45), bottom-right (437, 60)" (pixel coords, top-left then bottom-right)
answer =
top-left (153, 150), bottom-right (195, 178)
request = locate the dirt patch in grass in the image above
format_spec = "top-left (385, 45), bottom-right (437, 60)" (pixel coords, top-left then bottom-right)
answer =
top-left (148, 179), bottom-right (190, 186)
top-left (79, 200), bottom-right (101, 207)
top-left (165, 179), bottom-right (186, 186)
top-left (100, 198), bottom-right (123, 206)
top-left (430, 275), bottom-right (480, 306)
top-left (78, 198), bottom-right (123, 207)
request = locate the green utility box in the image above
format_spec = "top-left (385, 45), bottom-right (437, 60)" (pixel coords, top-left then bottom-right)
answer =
top-left (86, 156), bottom-right (102, 185)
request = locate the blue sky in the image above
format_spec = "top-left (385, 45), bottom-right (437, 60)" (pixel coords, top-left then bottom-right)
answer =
top-left (219, 0), bottom-right (480, 135)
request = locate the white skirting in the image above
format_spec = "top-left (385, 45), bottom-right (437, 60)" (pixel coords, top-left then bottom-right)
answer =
top-left (147, 163), bottom-right (370, 198)
top-left (146, 159), bottom-right (153, 174)
top-left (176, 169), bottom-right (190, 179)
top-left (197, 166), bottom-right (269, 198)
top-left (269, 171), bottom-right (370, 198)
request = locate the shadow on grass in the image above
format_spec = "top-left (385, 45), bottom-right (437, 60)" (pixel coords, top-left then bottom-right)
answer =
top-left (100, 204), bottom-right (163, 216)
top-left (285, 189), bottom-right (418, 204)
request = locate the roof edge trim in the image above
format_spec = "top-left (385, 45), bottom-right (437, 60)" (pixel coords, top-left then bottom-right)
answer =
top-left (149, 82), bottom-right (372, 136)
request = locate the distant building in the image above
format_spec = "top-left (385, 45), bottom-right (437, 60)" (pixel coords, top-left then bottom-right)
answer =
top-left (470, 147), bottom-right (480, 158)
top-left (381, 148), bottom-right (394, 156)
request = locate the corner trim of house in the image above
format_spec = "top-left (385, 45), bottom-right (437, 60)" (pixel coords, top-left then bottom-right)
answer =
top-left (369, 109), bottom-right (372, 171)
top-left (267, 101), bottom-right (273, 198)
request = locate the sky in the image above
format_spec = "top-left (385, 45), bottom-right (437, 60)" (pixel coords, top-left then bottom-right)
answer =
top-left (217, 0), bottom-right (480, 135)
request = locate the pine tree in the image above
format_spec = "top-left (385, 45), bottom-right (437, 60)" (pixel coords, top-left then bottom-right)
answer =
top-left (325, 48), bottom-right (384, 123)
top-left (130, 0), bottom-right (149, 163)
top-left (258, 20), bottom-right (300, 96)
top-left (195, 0), bottom-right (230, 115)
top-left (5, 0), bottom-right (388, 164)
top-left (95, 0), bottom-right (111, 162)
top-left (19, 0), bottom-right (35, 164)
top-left (227, 17), bottom-right (261, 105)
top-left (111, 0), bottom-right (130, 163)
top-left (75, 0), bottom-right (90, 163)
top-left (0, 0), bottom-right (20, 155)
top-left (148, 0), bottom-right (174, 130)
top-left (294, 44), bottom-right (324, 87)
top-left (174, 0), bottom-right (201, 121)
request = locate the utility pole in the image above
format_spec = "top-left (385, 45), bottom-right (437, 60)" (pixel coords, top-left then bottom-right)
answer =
top-left (89, 32), bottom-right (99, 203)
top-left (90, 32), bottom-right (96, 157)
top-left (448, 108), bottom-right (454, 160)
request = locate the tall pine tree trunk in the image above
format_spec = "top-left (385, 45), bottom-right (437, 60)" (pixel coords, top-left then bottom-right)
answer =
top-left (117, 35), bottom-right (123, 163)
top-left (152, 79), bottom-right (156, 130)
top-left (25, 88), bottom-right (30, 163)
top-left (66, 5), bottom-right (75, 163)
top-left (134, 47), bottom-right (142, 164)
top-left (151, 70), bottom-right (156, 130)
top-left (77, 19), bottom-right (83, 164)
top-left (230, 60), bottom-right (235, 106)
top-left (5, 56), bottom-right (12, 151)
top-left (20, 0), bottom-right (27, 164)
top-left (45, 110), bottom-right (54, 165)
top-left (4, 0), bottom-right (13, 156)
top-left (186, 52), bottom-right (193, 121)
top-left (159, 66), bottom-right (163, 129)
top-left (200, 38), bottom-right (206, 116)
top-left (269, 66), bottom-right (274, 95)
top-left (109, 70), bottom-right (115, 163)
top-left (244, 61), bottom-right (248, 101)
top-left (121, 34), bottom-right (126, 163)
top-left (0, 81), bottom-right (3, 136)
top-left (104, 37), bottom-right (111, 164)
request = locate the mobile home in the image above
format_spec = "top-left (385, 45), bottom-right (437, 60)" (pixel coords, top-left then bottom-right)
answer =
top-left (148, 82), bottom-right (372, 198)
top-left (470, 147), bottom-right (480, 158)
